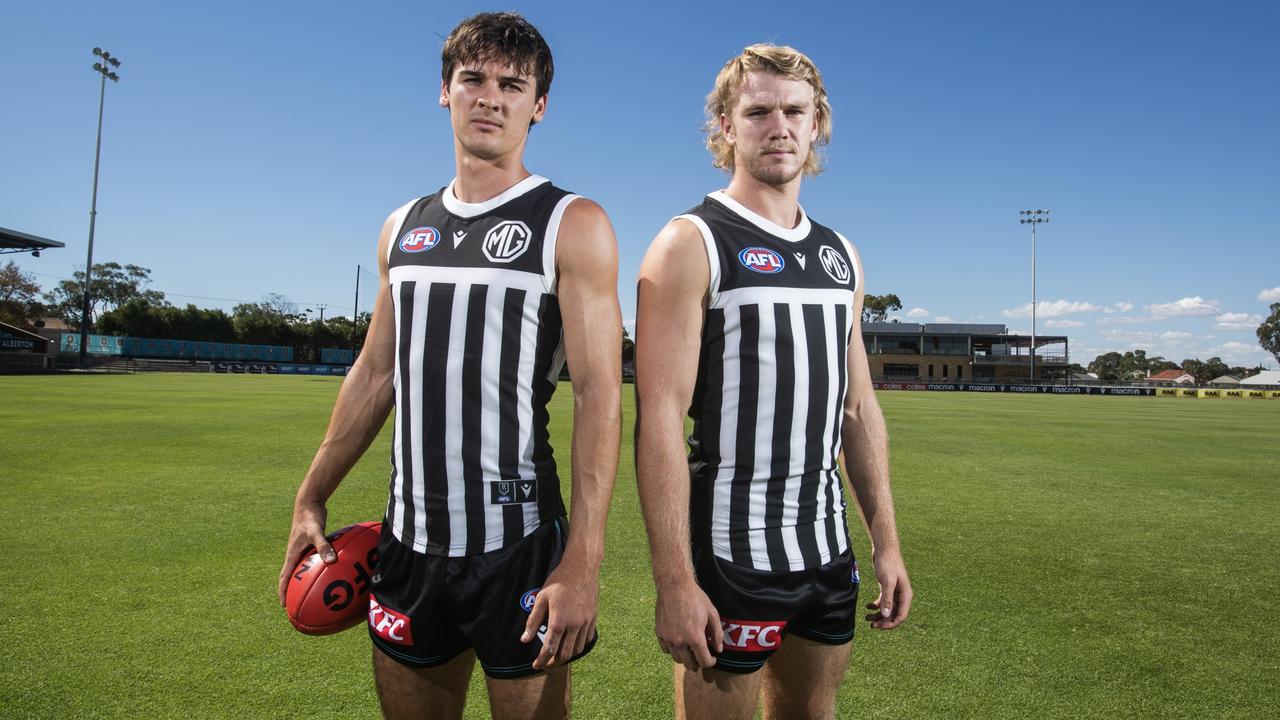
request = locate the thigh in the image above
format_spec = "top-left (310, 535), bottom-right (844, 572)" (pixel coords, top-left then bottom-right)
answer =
top-left (675, 663), bottom-right (762, 720)
top-left (373, 644), bottom-right (476, 720)
top-left (759, 635), bottom-right (852, 720)
top-left (486, 664), bottom-right (571, 720)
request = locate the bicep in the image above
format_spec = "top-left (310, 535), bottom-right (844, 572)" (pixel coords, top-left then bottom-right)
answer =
top-left (555, 201), bottom-right (622, 387)
top-left (636, 221), bottom-right (710, 415)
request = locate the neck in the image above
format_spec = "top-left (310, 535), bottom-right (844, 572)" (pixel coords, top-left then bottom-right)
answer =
top-left (452, 146), bottom-right (531, 203)
top-left (723, 171), bottom-right (803, 229)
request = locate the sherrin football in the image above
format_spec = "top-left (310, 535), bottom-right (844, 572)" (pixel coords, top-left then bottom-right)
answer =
top-left (286, 521), bottom-right (381, 635)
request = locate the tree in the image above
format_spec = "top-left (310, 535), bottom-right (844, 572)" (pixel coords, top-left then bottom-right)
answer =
top-left (1259, 303), bottom-right (1280, 366)
top-left (232, 294), bottom-right (299, 346)
top-left (862, 293), bottom-right (902, 323)
top-left (0, 261), bottom-right (44, 328)
top-left (1088, 352), bottom-right (1123, 383)
top-left (42, 262), bottom-right (167, 330)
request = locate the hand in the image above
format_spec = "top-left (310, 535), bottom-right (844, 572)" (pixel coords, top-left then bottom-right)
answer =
top-left (864, 548), bottom-right (912, 630)
top-left (654, 578), bottom-right (723, 672)
top-left (277, 500), bottom-right (335, 606)
top-left (522, 559), bottom-right (600, 670)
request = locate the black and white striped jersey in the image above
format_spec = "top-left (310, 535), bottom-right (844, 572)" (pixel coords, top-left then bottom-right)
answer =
top-left (384, 175), bottom-right (577, 557)
top-left (682, 191), bottom-right (860, 572)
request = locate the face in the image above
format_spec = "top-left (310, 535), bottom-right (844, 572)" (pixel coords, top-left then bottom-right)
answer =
top-left (440, 59), bottom-right (547, 162)
top-left (721, 70), bottom-right (819, 187)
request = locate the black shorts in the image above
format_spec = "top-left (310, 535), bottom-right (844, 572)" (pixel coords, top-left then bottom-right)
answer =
top-left (368, 516), bottom-right (597, 678)
top-left (693, 544), bottom-right (860, 674)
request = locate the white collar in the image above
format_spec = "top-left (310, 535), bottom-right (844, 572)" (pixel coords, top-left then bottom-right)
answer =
top-left (708, 190), bottom-right (811, 243)
top-left (442, 175), bottom-right (550, 218)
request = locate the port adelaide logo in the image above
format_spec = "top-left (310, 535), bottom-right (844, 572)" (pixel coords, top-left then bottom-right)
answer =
top-left (818, 245), bottom-right (851, 285)
top-left (483, 220), bottom-right (532, 263)
top-left (399, 227), bottom-right (441, 253)
top-left (739, 246), bottom-right (785, 274)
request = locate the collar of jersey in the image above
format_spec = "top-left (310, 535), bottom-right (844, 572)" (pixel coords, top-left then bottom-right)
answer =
top-left (442, 174), bottom-right (550, 218)
top-left (707, 190), bottom-right (811, 243)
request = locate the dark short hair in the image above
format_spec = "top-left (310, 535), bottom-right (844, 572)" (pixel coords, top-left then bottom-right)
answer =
top-left (441, 12), bottom-right (554, 99)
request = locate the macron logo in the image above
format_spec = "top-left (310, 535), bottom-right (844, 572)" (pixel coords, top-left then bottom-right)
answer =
top-left (720, 619), bottom-right (787, 651)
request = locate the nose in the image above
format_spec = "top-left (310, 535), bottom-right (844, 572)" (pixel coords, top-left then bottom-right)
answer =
top-left (765, 109), bottom-right (790, 139)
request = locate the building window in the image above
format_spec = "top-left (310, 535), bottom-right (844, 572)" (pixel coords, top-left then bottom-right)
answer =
top-left (884, 363), bottom-right (918, 379)
top-left (871, 337), bottom-right (920, 354)
top-left (928, 364), bottom-right (934, 378)
top-left (958, 365), bottom-right (964, 379)
top-left (943, 364), bottom-right (949, 378)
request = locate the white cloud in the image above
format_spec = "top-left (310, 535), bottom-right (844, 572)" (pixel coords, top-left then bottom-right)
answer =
top-left (1103, 302), bottom-right (1134, 313)
top-left (933, 315), bottom-right (954, 323)
top-left (1207, 342), bottom-right (1275, 367)
top-left (1045, 319), bottom-right (1084, 328)
top-left (1145, 296), bottom-right (1220, 317)
top-left (1097, 315), bottom-right (1155, 325)
top-left (1002, 299), bottom-right (1100, 319)
top-left (906, 307), bottom-right (930, 318)
top-left (1258, 287), bottom-right (1280, 303)
top-left (1160, 331), bottom-right (1193, 340)
top-left (1214, 312), bottom-right (1263, 331)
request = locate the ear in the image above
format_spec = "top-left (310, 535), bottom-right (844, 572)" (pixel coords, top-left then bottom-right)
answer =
top-left (720, 113), bottom-right (735, 144)
top-left (439, 79), bottom-right (449, 108)
top-left (530, 93), bottom-right (548, 125)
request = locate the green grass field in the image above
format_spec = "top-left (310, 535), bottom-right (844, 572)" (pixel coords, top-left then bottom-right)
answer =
top-left (1, 374), bottom-right (1277, 719)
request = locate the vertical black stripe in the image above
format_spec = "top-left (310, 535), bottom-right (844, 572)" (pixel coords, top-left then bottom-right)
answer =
top-left (394, 281), bottom-right (417, 548)
top-left (688, 309), bottom-right (725, 545)
top-left (823, 304), bottom-right (850, 557)
top-left (797, 304), bottom-right (826, 567)
top-left (764, 304), bottom-right (794, 571)
top-left (421, 283), bottom-right (455, 554)
top-left (730, 304), bottom-right (760, 566)
top-left (461, 284), bottom-right (488, 554)
top-left (529, 294), bottom-right (565, 524)
top-left (499, 288), bottom-right (528, 546)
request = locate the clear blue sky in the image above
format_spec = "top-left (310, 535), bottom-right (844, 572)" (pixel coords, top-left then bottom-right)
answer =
top-left (3, 0), bottom-right (1277, 368)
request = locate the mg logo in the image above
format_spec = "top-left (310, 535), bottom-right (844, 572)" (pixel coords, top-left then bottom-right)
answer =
top-left (818, 245), bottom-right (850, 285)
top-left (483, 221), bottom-right (532, 263)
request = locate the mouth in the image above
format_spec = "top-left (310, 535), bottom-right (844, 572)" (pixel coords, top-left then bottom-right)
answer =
top-left (471, 118), bottom-right (503, 129)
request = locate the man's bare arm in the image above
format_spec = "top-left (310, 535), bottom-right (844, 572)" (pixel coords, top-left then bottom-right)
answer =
top-left (635, 219), bottom-right (724, 671)
top-left (522, 198), bottom-right (622, 669)
top-left (840, 245), bottom-right (912, 629)
top-left (276, 210), bottom-right (401, 605)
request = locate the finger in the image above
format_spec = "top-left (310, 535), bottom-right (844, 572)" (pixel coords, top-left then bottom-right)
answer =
top-left (689, 630), bottom-right (717, 670)
top-left (669, 646), bottom-right (696, 671)
top-left (277, 537), bottom-right (317, 605)
top-left (534, 624), bottom-right (562, 670)
top-left (312, 532), bottom-right (337, 564)
top-left (555, 626), bottom-right (582, 666)
top-left (523, 594), bottom-right (549, 644)
top-left (706, 605), bottom-right (724, 654)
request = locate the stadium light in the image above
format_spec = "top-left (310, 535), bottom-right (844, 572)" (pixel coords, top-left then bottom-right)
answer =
top-left (1019, 209), bottom-right (1050, 382)
top-left (80, 46), bottom-right (122, 367)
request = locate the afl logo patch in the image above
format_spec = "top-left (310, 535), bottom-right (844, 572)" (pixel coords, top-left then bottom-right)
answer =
top-left (818, 245), bottom-right (851, 285)
top-left (739, 247), bottom-right (785, 274)
top-left (399, 227), bottom-right (441, 254)
top-left (483, 220), bottom-right (532, 263)
top-left (519, 588), bottom-right (540, 613)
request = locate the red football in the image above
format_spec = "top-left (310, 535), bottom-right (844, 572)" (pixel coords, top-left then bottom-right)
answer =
top-left (286, 521), bottom-right (381, 635)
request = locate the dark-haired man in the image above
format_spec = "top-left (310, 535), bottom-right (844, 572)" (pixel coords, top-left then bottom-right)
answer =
top-left (635, 44), bottom-right (912, 718)
top-left (278, 12), bottom-right (621, 719)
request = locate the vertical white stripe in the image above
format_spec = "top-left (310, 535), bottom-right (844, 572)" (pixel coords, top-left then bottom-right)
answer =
top-left (711, 304), bottom-right (740, 559)
top-left (390, 284), bottom-right (407, 538)
top-left (481, 287), bottom-right (507, 551)
top-left (542, 194), bottom-right (580, 295)
top-left (408, 283), bottom-right (430, 547)
top-left (813, 303), bottom-right (840, 564)
top-left (748, 304), bottom-right (775, 570)
top-left (444, 284), bottom-right (471, 550)
top-left (782, 302), bottom-right (809, 570)
top-left (517, 293), bottom-right (542, 531)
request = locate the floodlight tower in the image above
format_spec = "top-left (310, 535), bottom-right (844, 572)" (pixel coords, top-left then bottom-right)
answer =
top-left (79, 47), bottom-right (122, 367)
top-left (1019, 209), bottom-right (1050, 382)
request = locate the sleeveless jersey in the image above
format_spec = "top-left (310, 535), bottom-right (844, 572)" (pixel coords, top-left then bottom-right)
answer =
top-left (385, 175), bottom-right (578, 556)
top-left (681, 190), bottom-right (860, 572)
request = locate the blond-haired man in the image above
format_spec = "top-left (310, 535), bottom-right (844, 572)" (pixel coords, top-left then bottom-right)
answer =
top-left (635, 44), bottom-right (912, 718)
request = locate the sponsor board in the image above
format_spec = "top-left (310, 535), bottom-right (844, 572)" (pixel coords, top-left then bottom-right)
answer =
top-left (1270, 391), bottom-right (1280, 400)
top-left (1224, 390), bottom-right (1245, 399)
top-left (1178, 389), bottom-right (1198, 398)
top-left (1198, 389), bottom-right (1221, 398)
top-left (875, 382), bottom-right (1157, 396)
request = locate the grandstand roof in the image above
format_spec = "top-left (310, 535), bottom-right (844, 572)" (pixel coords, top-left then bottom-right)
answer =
top-left (1240, 370), bottom-right (1280, 386)
top-left (0, 226), bottom-right (64, 255)
top-left (1209, 375), bottom-right (1240, 385)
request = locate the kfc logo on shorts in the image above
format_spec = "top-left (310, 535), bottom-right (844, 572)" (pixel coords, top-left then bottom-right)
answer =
top-left (519, 588), bottom-right (540, 613)
top-left (739, 247), bottom-right (785, 274)
top-left (369, 595), bottom-right (414, 645)
top-left (399, 226), bottom-right (441, 253)
top-left (720, 619), bottom-right (788, 652)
